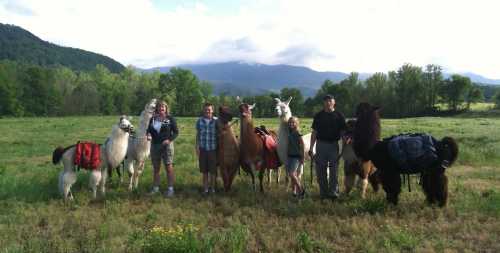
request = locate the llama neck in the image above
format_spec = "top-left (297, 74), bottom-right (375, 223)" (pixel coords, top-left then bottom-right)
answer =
top-left (137, 110), bottom-right (152, 137)
top-left (240, 116), bottom-right (257, 146)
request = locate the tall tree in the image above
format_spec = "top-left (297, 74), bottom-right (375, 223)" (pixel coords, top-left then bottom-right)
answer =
top-left (441, 74), bottom-right (472, 111)
top-left (422, 64), bottom-right (443, 110)
top-left (158, 68), bottom-right (204, 116)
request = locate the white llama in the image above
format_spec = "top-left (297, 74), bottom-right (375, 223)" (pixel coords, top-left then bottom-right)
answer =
top-left (124, 98), bottom-right (157, 191)
top-left (274, 97), bottom-right (313, 184)
top-left (52, 116), bottom-right (134, 200)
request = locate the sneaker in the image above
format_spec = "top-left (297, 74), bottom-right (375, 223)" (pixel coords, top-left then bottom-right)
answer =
top-left (201, 190), bottom-right (209, 197)
top-left (164, 189), bottom-right (174, 198)
top-left (210, 188), bottom-right (216, 194)
top-left (148, 186), bottom-right (160, 195)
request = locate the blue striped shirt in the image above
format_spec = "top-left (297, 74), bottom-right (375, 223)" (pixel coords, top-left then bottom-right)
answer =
top-left (196, 117), bottom-right (218, 151)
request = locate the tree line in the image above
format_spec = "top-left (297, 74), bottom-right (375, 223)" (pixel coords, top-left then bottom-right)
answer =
top-left (1, 59), bottom-right (499, 118)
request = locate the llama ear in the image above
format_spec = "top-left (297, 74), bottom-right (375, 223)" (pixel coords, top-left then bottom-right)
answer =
top-left (285, 97), bottom-right (293, 105)
top-left (274, 97), bottom-right (281, 103)
top-left (236, 96), bottom-right (242, 103)
top-left (249, 103), bottom-right (256, 110)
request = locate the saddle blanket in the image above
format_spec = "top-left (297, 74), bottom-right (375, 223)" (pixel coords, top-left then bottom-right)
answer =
top-left (255, 127), bottom-right (281, 169)
top-left (386, 133), bottom-right (438, 173)
top-left (74, 141), bottom-right (101, 170)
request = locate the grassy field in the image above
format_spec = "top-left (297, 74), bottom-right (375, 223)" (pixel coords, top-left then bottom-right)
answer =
top-left (1, 115), bottom-right (500, 252)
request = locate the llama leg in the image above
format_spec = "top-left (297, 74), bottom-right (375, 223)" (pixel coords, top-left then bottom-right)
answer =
top-left (422, 173), bottom-right (435, 204)
top-left (359, 161), bottom-right (372, 199)
top-left (62, 171), bottom-right (77, 201)
top-left (276, 167), bottom-right (280, 184)
top-left (89, 170), bottom-right (102, 199)
top-left (423, 171), bottom-right (448, 207)
top-left (359, 178), bottom-right (369, 199)
top-left (344, 173), bottom-right (355, 195)
top-left (267, 169), bottom-right (272, 185)
top-left (381, 171), bottom-right (401, 205)
top-left (125, 159), bottom-right (134, 191)
top-left (436, 174), bottom-right (449, 207)
top-left (369, 172), bottom-right (381, 192)
top-left (100, 168), bottom-right (108, 197)
top-left (134, 161), bottom-right (145, 189)
top-left (259, 170), bottom-right (265, 192)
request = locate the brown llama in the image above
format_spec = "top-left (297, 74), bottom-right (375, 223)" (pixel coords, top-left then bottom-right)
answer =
top-left (238, 103), bottom-right (279, 192)
top-left (353, 102), bottom-right (459, 206)
top-left (342, 119), bottom-right (380, 198)
top-left (217, 106), bottom-right (240, 191)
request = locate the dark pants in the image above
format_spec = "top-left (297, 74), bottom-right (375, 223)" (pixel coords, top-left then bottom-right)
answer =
top-left (315, 140), bottom-right (340, 198)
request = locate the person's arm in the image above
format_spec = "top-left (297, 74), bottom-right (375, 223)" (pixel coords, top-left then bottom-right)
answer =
top-left (195, 119), bottom-right (200, 157)
top-left (146, 117), bottom-right (154, 140)
top-left (299, 134), bottom-right (305, 163)
top-left (170, 117), bottom-right (179, 141)
top-left (339, 112), bottom-right (347, 137)
top-left (309, 130), bottom-right (317, 158)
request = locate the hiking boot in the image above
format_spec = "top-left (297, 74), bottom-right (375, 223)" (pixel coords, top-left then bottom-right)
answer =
top-left (210, 188), bottom-right (216, 194)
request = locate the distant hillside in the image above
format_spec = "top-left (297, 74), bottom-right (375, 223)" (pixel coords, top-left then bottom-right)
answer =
top-left (145, 61), bottom-right (349, 96)
top-left (0, 23), bottom-right (124, 73)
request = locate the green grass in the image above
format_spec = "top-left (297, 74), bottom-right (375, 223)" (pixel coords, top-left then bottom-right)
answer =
top-left (1, 115), bottom-right (500, 252)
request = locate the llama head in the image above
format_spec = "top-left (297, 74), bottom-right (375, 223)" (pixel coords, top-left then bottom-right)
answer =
top-left (355, 102), bottom-right (380, 118)
top-left (119, 116), bottom-right (134, 133)
top-left (218, 106), bottom-right (234, 124)
top-left (145, 98), bottom-right (157, 114)
top-left (437, 137), bottom-right (459, 168)
top-left (274, 97), bottom-right (292, 118)
top-left (238, 103), bottom-right (255, 118)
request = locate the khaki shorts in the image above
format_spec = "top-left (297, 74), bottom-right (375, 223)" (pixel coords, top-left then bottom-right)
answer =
top-left (199, 149), bottom-right (217, 174)
top-left (151, 143), bottom-right (174, 165)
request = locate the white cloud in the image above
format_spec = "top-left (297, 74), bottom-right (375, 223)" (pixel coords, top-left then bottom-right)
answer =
top-left (1, 0), bottom-right (500, 78)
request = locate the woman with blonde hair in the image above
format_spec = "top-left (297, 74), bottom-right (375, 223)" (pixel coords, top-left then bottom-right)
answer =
top-left (147, 100), bottom-right (179, 197)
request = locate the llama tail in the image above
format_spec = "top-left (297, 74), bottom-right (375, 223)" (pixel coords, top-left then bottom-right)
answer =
top-left (52, 146), bottom-right (66, 165)
top-left (440, 137), bottom-right (459, 167)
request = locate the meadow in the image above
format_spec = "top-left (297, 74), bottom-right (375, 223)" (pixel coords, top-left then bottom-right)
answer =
top-left (1, 114), bottom-right (500, 252)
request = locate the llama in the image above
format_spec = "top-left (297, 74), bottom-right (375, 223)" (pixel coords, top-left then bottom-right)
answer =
top-left (353, 102), bottom-right (458, 206)
top-left (52, 116), bottom-right (134, 200)
top-left (124, 98), bottom-right (157, 191)
top-left (274, 97), bottom-right (312, 185)
top-left (217, 106), bottom-right (240, 191)
top-left (341, 119), bottom-right (379, 198)
top-left (238, 102), bottom-right (279, 192)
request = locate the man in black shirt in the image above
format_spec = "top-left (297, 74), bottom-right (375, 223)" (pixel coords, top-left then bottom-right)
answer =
top-left (309, 94), bottom-right (346, 200)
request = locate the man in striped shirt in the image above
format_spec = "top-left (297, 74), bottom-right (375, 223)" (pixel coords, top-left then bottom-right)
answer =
top-left (195, 103), bottom-right (218, 195)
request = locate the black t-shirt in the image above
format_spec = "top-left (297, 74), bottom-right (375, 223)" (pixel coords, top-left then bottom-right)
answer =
top-left (311, 110), bottom-right (346, 142)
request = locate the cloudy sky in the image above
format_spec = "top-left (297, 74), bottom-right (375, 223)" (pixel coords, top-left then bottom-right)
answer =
top-left (2, 0), bottom-right (500, 78)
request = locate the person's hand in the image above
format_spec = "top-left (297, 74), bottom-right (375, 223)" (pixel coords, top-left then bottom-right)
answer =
top-left (162, 139), bottom-right (171, 145)
top-left (308, 150), bottom-right (314, 158)
top-left (299, 159), bottom-right (304, 164)
top-left (146, 134), bottom-right (152, 141)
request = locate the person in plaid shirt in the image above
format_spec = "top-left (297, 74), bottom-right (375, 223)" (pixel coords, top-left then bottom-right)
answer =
top-left (195, 103), bottom-right (218, 195)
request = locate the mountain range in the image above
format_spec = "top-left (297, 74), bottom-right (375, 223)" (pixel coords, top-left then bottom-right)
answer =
top-left (2, 23), bottom-right (500, 95)
top-left (144, 62), bottom-right (500, 96)
top-left (144, 62), bottom-right (356, 96)
top-left (0, 23), bottom-right (124, 72)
